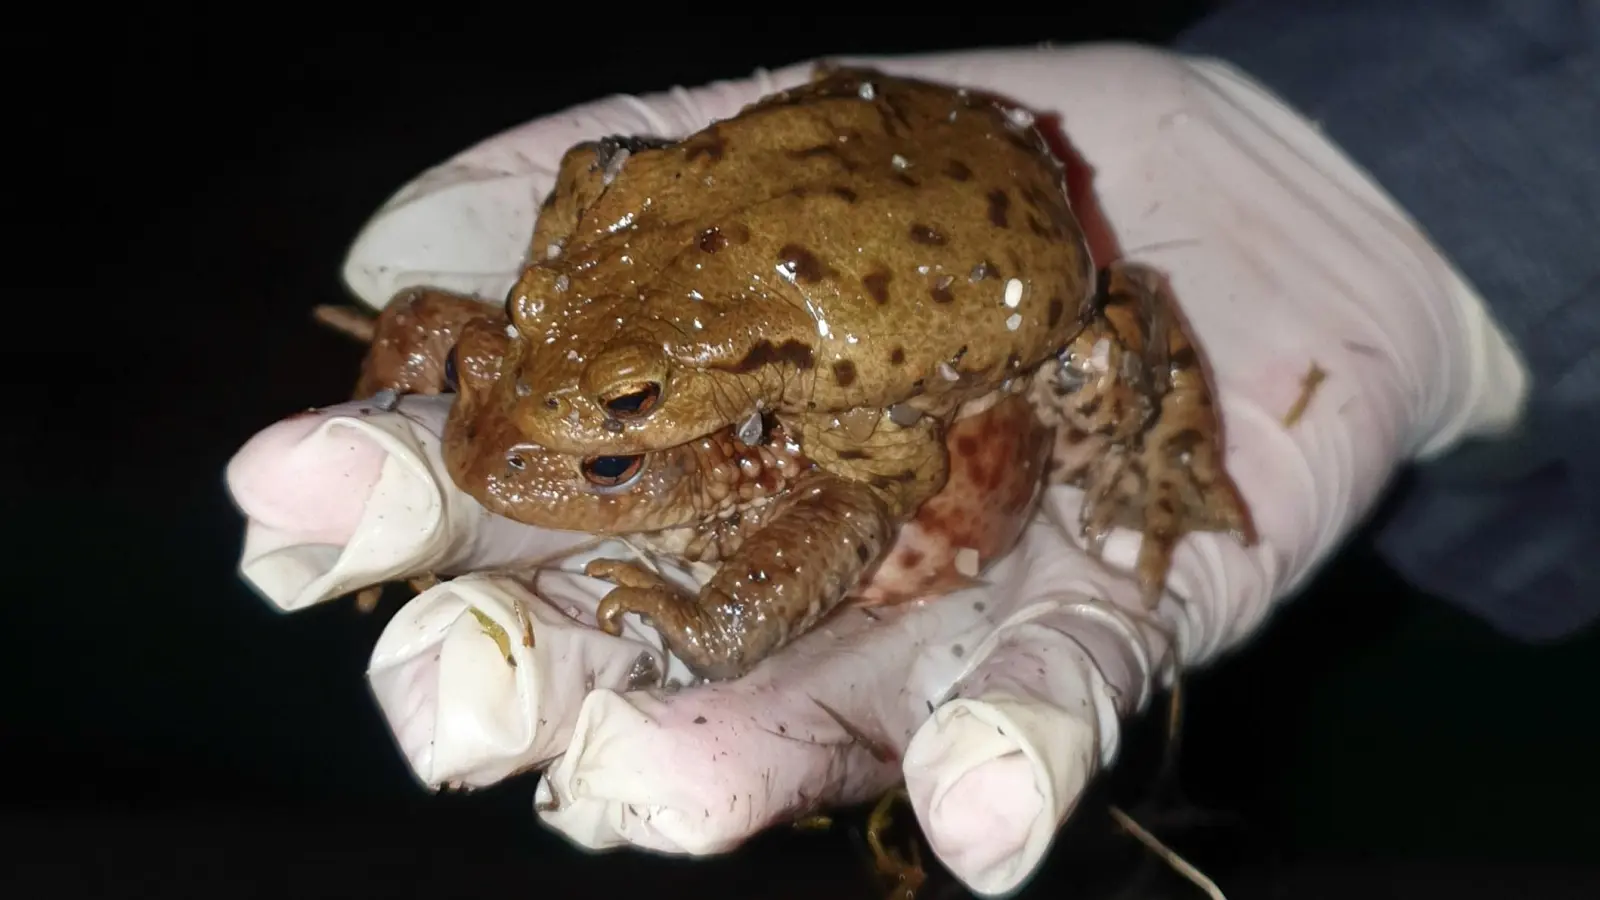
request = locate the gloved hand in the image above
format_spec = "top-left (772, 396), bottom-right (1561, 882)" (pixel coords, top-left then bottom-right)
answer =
top-left (229, 43), bottom-right (1529, 896)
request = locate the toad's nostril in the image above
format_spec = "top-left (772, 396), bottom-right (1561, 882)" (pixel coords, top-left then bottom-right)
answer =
top-left (600, 382), bottom-right (661, 419)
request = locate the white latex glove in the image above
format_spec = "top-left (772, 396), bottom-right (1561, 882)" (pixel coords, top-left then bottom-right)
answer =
top-left (226, 394), bottom-right (595, 612)
top-left (334, 43), bottom-right (1528, 897)
top-left (226, 395), bottom-right (705, 789)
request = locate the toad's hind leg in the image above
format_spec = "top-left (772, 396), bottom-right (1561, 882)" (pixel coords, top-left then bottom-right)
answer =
top-left (1047, 262), bottom-right (1256, 609)
top-left (592, 468), bottom-right (897, 681)
top-left (353, 288), bottom-right (498, 399)
top-left (530, 136), bottom-right (675, 258)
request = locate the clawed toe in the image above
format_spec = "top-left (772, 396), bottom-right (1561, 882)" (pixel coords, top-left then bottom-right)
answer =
top-left (584, 558), bottom-right (669, 591)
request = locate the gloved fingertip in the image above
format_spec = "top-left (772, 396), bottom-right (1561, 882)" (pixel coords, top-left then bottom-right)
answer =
top-left (226, 412), bottom-right (387, 545)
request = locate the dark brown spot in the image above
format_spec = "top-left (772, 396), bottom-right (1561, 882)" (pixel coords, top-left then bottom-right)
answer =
top-left (1169, 345), bottom-right (1199, 371)
top-left (855, 543), bottom-right (872, 563)
top-left (944, 159), bottom-right (972, 181)
top-left (889, 347), bottom-right (905, 365)
top-left (683, 129), bottom-right (725, 162)
top-left (832, 360), bottom-right (858, 388)
top-left (986, 189), bottom-right (1010, 228)
top-left (748, 568), bottom-right (769, 584)
top-left (1167, 428), bottom-right (1206, 456)
top-left (698, 227), bottom-right (727, 253)
top-left (883, 93), bottom-right (914, 130)
top-left (715, 339), bottom-right (816, 374)
top-left (894, 172), bottom-right (920, 188)
top-left (956, 436), bottom-right (980, 457)
top-left (838, 448), bottom-right (871, 460)
top-left (1005, 352), bottom-right (1021, 370)
top-left (967, 462), bottom-right (992, 487)
top-left (786, 144), bottom-right (857, 171)
top-left (862, 270), bottom-right (891, 304)
top-left (970, 259), bottom-right (1000, 282)
top-left (693, 716), bottom-right (707, 724)
top-left (870, 471), bottom-right (918, 489)
top-left (1079, 395), bottom-right (1104, 419)
top-left (1027, 214), bottom-right (1051, 237)
top-left (899, 549), bottom-right (925, 568)
top-left (1047, 296), bottom-right (1065, 327)
top-left (777, 244), bottom-right (830, 284)
top-left (830, 186), bottom-right (859, 203)
top-left (1156, 498), bottom-right (1177, 515)
top-left (929, 275), bottom-right (954, 304)
top-left (909, 224), bottom-right (947, 246)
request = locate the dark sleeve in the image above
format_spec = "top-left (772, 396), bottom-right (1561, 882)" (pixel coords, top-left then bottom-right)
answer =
top-left (1173, 0), bottom-right (1600, 641)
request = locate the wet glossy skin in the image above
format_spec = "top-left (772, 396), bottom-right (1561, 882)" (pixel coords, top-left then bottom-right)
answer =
top-left (457, 65), bottom-right (1096, 516)
top-left (432, 66), bottom-right (1102, 679)
top-left (353, 291), bottom-right (1050, 630)
top-left (361, 67), bottom-right (1252, 677)
top-left (355, 269), bottom-right (1249, 676)
top-left (353, 288), bottom-right (497, 398)
top-left (443, 317), bottom-right (811, 537)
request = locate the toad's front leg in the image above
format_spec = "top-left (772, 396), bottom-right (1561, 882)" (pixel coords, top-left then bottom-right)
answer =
top-left (592, 469), bottom-right (897, 681)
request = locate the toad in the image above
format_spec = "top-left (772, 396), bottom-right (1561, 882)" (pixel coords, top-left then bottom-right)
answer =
top-left (348, 262), bottom-right (1251, 678)
top-left (453, 64), bottom-right (1104, 527)
top-left (441, 67), bottom-right (1130, 676)
top-left (349, 294), bottom-right (1051, 678)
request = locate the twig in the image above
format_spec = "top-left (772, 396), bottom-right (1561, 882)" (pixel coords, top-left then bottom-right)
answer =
top-left (313, 304), bottom-right (377, 344)
top-left (1108, 805), bottom-right (1227, 900)
top-left (1282, 361), bottom-right (1327, 427)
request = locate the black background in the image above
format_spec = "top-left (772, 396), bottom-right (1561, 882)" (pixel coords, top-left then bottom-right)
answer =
top-left (9, 9), bottom-right (1600, 898)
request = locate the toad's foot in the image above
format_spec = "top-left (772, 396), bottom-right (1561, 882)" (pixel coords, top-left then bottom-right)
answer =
top-left (589, 559), bottom-right (704, 646)
top-left (1044, 262), bottom-right (1255, 609)
top-left (592, 469), bottom-right (895, 681)
top-left (865, 786), bottom-right (925, 900)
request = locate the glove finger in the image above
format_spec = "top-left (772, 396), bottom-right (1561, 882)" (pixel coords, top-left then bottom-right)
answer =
top-left (225, 394), bottom-right (593, 611)
top-left (367, 568), bottom-right (695, 791)
top-left (532, 544), bottom-right (1060, 856)
top-left (905, 599), bottom-right (1137, 897)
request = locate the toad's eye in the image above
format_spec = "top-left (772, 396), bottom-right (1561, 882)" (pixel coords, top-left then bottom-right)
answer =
top-left (443, 345), bottom-right (460, 393)
top-left (600, 382), bottom-right (661, 418)
top-left (580, 454), bottom-right (644, 489)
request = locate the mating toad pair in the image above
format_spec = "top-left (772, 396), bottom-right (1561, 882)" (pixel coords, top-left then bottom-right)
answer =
top-left (349, 65), bottom-right (1255, 682)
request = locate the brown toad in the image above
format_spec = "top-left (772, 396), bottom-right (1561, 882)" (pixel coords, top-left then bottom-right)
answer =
top-left (453, 64), bottom-right (1098, 518)
top-left (350, 294), bottom-right (1053, 681)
